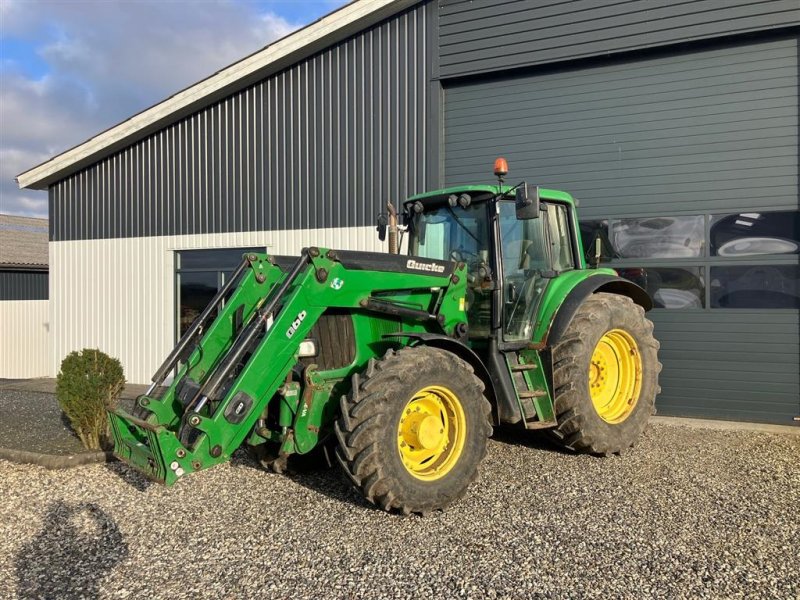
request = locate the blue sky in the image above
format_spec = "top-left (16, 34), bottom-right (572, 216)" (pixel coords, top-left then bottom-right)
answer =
top-left (0, 0), bottom-right (348, 217)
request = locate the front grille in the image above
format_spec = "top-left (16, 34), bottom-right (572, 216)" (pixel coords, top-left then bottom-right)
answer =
top-left (299, 311), bottom-right (356, 370)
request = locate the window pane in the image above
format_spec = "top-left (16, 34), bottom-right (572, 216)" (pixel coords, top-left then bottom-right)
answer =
top-left (178, 271), bottom-right (219, 335)
top-left (617, 267), bottom-right (705, 309)
top-left (580, 216), bottom-right (704, 260)
top-left (547, 204), bottom-right (574, 271)
top-left (710, 211), bottom-right (799, 257)
top-left (178, 247), bottom-right (264, 270)
top-left (611, 216), bottom-right (704, 258)
top-left (710, 265), bottom-right (799, 309)
top-left (500, 202), bottom-right (548, 340)
top-left (579, 219), bottom-right (611, 262)
top-left (415, 220), bottom-right (449, 260)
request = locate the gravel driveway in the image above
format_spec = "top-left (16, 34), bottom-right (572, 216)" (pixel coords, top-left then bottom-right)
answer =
top-left (1, 423), bottom-right (797, 599)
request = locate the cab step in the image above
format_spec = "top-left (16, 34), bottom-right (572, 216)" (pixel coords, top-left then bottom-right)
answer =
top-left (518, 390), bottom-right (548, 399)
top-left (505, 351), bottom-right (556, 429)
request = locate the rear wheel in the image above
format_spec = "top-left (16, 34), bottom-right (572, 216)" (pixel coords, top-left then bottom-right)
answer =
top-left (549, 293), bottom-right (661, 455)
top-left (335, 346), bottom-right (492, 515)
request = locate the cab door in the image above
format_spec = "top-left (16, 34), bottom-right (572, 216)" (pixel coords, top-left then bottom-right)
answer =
top-left (498, 201), bottom-right (577, 344)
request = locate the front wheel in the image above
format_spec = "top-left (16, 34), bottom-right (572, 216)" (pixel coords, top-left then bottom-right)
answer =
top-left (335, 346), bottom-right (492, 515)
top-left (549, 293), bottom-right (661, 455)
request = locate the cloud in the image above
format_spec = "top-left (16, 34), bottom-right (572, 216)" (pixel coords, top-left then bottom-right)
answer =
top-left (0, 0), bottom-right (299, 218)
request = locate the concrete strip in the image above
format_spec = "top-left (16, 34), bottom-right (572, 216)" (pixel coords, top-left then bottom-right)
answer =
top-left (652, 415), bottom-right (800, 435)
top-left (0, 446), bottom-right (114, 469)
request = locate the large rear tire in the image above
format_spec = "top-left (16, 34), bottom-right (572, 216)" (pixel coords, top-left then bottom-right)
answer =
top-left (335, 346), bottom-right (492, 515)
top-left (549, 293), bottom-right (661, 455)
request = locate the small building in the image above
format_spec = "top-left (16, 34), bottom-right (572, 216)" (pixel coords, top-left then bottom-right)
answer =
top-left (0, 215), bottom-right (49, 378)
top-left (14, 0), bottom-right (800, 423)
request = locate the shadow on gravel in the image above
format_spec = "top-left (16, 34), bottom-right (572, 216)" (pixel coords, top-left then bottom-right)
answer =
top-left (15, 501), bottom-right (128, 600)
top-left (231, 448), bottom-right (368, 511)
top-left (491, 426), bottom-right (573, 455)
top-left (104, 461), bottom-right (152, 492)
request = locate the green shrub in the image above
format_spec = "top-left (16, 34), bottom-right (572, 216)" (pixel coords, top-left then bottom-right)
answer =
top-left (56, 349), bottom-right (125, 450)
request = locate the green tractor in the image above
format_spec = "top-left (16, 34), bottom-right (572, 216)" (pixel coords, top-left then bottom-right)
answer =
top-left (109, 161), bottom-right (660, 514)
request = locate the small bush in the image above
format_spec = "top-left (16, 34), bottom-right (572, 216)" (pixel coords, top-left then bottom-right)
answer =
top-left (56, 349), bottom-right (125, 450)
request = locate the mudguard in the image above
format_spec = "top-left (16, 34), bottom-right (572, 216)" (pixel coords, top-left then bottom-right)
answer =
top-left (384, 332), bottom-right (499, 416)
top-left (546, 275), bottom-right (652, 348)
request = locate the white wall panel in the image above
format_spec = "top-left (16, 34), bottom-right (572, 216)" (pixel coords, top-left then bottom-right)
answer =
top-left (0, 300), bottom-right (50, 378)
top-left (49, 226), bottom-right (381, 383)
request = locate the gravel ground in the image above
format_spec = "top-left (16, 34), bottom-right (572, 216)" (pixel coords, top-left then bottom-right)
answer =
top-left (0, 391), bottom-right (86, 455)
top-left (0, 423), bottom-right (797, 599)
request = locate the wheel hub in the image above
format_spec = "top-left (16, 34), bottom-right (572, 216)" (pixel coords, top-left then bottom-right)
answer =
top-left (589, 329), bottom-right (643, 424)
top-left (397, 386), bottom-right (466, 481)
top-left (410, 414), bottom-right (444, 449)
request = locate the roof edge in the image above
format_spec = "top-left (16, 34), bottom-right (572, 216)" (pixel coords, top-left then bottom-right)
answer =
top-left (17, 0), bottom-right (413, 191)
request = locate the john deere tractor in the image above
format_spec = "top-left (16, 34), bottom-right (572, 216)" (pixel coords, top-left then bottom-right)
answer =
top-left (109, 161), bottom-right (660, 514)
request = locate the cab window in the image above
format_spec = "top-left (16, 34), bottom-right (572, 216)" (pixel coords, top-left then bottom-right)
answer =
top-left (547, 203), bottom-right (575, 272)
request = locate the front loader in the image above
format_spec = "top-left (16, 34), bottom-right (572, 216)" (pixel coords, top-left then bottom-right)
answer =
top-left (109, 161), bottom-right (660, 514)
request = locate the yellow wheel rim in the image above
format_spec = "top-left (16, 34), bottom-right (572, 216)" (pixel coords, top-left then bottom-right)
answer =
top-left (589, 329), bottom-right (643, 424)
top-left (397, 385), bottom-right (466, 481)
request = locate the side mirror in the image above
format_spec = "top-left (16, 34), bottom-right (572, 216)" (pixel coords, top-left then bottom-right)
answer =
top-left (515, 182), bottom-right (540, 220)
top-left (376, 213), bottom-right (388, 242)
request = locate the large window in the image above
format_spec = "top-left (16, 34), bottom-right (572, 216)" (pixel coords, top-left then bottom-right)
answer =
top-left (580, 211), bottom-right (799, 310)
top-left (175, 247), bottom-right (264, 336)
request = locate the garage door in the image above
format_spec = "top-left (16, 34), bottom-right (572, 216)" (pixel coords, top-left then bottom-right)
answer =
top-left (444, 36), bottom-right (799, 424)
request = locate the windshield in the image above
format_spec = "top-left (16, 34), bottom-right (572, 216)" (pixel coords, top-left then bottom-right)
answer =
top-left (410, 203), bottom-right (490, 263)
top-left (409, 202), bottom-right (493, 338)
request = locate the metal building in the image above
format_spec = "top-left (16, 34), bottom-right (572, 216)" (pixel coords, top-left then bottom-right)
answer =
top-left (0, 215), bottom-right (50, 378)
top-left (16, 0), bottom-right (800, 424)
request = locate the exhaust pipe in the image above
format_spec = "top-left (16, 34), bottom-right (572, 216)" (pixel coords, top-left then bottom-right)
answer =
top-left (387, 203), bottom-right (398, 254)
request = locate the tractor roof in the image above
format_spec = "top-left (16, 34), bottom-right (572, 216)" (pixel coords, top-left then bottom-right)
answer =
top-left (405, 185), bottom-right (576, 207)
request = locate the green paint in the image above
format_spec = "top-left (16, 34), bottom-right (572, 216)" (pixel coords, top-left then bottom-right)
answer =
top-left (109, 184), bottom-right (646, 484)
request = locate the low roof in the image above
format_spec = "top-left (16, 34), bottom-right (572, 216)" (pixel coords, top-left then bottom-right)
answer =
top-left (16, 0), bottom-right (411, 191)
top-left (0, 215), bottom-right (49, 269)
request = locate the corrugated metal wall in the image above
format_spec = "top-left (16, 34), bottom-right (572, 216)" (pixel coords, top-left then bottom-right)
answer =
top-left (445, 36), bottom-right (798, 218)
top-left (444, 35), bottom-right (799, 423)
top-left (652, 311), bottom-right (799, 423)
top-left (0, 300), bottom-right (50, 378)
top-left (438, 0), bottom-right (800, 78)
top-left (0, 270), bottom-right (48, 300)
top-left (49, 2), bottom-right (431, 242)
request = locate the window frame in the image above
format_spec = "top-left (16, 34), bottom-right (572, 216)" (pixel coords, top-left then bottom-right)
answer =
top-left (578, 210), bottom-right (800, 312)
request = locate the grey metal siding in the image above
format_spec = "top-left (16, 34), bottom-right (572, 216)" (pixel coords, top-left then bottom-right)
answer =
top-left (445, 36), bottom-right (798, 217)
top-left (652, 311), bottom-right (799, 423)
top-left (439, 0), bottom-right (800, 78)
top-left (49, 2), bottom-right (432, 242)
top-left (0, 271), bottom-right (48, 301)
top-left (444, 36), bottom-right (799, 423)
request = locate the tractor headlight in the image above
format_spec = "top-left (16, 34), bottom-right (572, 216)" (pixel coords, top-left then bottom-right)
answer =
top-left (297, 339), bottom-right (318, 358)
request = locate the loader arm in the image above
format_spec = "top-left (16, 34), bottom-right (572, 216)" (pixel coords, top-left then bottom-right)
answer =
top-left (108, 248), bottom-right (468, 484)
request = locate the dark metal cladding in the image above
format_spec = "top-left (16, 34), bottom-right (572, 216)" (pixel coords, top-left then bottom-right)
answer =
top-left (0, 271), bottom-right (48, 301)
top-left (438, 0), bottom-right (800, 78)
top-left (47, 2), bottom-right (435, 242)
top-left (445, 35), bottom-right (799, 219)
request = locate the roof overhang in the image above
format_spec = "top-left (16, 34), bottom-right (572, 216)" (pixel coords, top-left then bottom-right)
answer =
top-left (16, 0), bottom-right (413, 191)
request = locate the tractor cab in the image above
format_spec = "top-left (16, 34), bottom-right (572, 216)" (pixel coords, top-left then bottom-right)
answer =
top-left (394, 160), bottom-right (653, 428)
top-left (403, 181), bottom-right (582, 347)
